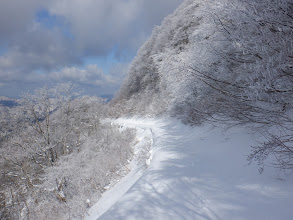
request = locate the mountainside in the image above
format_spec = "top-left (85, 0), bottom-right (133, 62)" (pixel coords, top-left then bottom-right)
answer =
top-left (113, 0), bottom-right (202, 116)
top-left (113, 0), bottom-right (293, 172)
top-left (85, 2), bottom-right (293, 214)
top-left (114, 0), bottom-right (293, 123)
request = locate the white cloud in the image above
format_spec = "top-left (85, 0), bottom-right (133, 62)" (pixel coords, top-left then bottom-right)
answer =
top-left (0, 0), bottom-right (44, 38)
top-left (0, 0), bottom-right (183, 96)
top-left (47, 0), bottom-right (183, 56)
top-left (0, 24), bottom-right (80, 73)
top-left (49, 64), bottom-right (119, 86)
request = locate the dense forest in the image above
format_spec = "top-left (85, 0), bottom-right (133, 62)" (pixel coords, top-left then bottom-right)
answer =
top-left (0, 83), bottom-right (136, 219)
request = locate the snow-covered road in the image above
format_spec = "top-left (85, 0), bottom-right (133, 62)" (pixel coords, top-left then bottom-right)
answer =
top-left (86, 118), bottom-right (293, 220)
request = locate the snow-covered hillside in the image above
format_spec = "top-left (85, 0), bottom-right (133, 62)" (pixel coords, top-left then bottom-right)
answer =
top-left (114, 0), bottom-right (293, 125)
top-left (111, 0), bottom-right (293, 186)
top-left (2, 0), bottom-right (292, 219)
top-left (86, 118), bottom-right (293, 220)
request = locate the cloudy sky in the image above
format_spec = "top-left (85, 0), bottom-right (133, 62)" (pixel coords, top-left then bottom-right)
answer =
top-left (0, 0), bottom-right (183, 97)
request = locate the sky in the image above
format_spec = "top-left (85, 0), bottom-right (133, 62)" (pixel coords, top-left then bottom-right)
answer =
top-left (0, 0), bottom-right (183, 98)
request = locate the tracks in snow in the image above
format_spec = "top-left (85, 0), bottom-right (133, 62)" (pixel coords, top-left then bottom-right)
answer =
top-left (85, 118), bottom-right (158, 220)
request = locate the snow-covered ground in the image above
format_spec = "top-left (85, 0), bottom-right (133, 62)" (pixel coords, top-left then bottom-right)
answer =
top-left (86, 118), bottom-right (293, 220)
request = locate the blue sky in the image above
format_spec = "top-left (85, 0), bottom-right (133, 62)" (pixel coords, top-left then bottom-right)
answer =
top-left (0, 0), bottom-right (183, 97)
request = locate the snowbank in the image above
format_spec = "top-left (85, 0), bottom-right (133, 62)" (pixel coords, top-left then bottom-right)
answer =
top-left (86, 118), bottom-right (293, 220)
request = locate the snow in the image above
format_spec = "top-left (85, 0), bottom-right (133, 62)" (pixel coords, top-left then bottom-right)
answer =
top-left (86, 117), bottom-right (293, 220)
top-left (85, 124), bottom-right (154, 219)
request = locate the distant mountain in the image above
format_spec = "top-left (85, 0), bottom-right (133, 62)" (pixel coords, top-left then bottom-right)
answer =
top-left (0, 96), bottom-right (18, 107)
top-left (100, 94), bottom-right (113, 102)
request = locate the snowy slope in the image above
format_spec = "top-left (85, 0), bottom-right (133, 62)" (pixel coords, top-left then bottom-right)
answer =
top-left (86, 118), bottom-right (293, 220)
